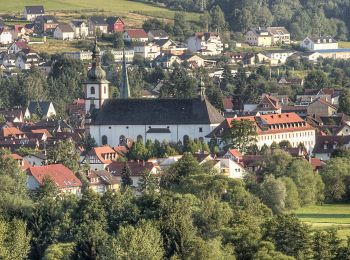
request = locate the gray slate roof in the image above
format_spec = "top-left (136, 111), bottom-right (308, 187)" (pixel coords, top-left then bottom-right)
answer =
top-left (27, 101), bottom-right (52, 116)
top-left (91, 98), bottom-right (225, 125)
top-left (25, 6), bottom-right (44, 14)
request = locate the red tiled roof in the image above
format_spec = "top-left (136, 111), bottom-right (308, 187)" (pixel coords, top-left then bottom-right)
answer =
top-left (310, 158), bottom-right (326, 171)
top-left (90, 146), bottom-right (117, 164)
top-left (125, 29), bottom-right (148, 39)
top-left (107, 161), bottom-right (159, 176)
top-left (31, 129), bottom-right (52, 137)
top-left (28, 164), bottom-right (82, 189)
top-left (1, 127), bottom-right (24, 137)
top-left (228, 149), bottom-right (242, 158)
top-left (15, 41), bottom-right (29, 50)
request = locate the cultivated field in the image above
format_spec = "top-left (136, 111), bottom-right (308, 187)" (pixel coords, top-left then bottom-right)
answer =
top-left (295, 204), bottom-right (350, 241)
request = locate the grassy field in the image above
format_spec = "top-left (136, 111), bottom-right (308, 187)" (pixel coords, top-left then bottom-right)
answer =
top-left (339, 42), bottom-right (350, 48)
top-left (0, 0), bottom-right (171, 15)
top-left (295, 204), bottom-right (350, 241)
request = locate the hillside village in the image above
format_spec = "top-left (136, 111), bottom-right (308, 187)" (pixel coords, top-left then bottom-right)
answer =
top-left (1, 3), bottom-right (350, 259)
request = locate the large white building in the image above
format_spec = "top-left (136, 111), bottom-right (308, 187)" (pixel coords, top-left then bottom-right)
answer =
top-left (208, 113), bottom-right (316, 152)
top-left (85, 40), bottom-right (224, 146)
top-left (187, 32), bottom-right (223, 56)
top-left (301, 36), bottom-right (338, 51)
top-left (0, 28), bottom-right (13, 44)
top-left (134, 42), bottom-right (160, 60)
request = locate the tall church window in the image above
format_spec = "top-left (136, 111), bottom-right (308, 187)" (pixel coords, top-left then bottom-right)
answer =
top-left (119, 135), bottom-right (126, 145)
top-left (137, 135), bottom-right (143, 143)
top-left (183, 135), bottom-right (189, 146)
top-left (91, 86), bottom-right (95, 95)
top-left (102, 135), bottom-right (108, 145)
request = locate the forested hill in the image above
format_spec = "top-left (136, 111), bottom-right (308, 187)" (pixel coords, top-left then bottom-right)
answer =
top-left (149, 0), bottom-right (350, 40)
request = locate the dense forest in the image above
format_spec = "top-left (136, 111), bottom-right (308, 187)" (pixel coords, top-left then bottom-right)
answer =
top-left (148, 0), bottom-right (350, 40)
top-left (1, 144), bottom-right (350, 259)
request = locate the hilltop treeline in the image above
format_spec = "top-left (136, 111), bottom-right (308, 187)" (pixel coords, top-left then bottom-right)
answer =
top-left (150, 0), bottom-right (350, 40)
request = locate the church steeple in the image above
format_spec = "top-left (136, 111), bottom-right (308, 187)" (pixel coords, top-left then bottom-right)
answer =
top-left (120, 48), bottom-right (130, 99)
top-left (87, 37), bottom-right (106, 81)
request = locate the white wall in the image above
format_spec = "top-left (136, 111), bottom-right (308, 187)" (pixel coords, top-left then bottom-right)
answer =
top-left (89, 123), bottom-right (220, 146)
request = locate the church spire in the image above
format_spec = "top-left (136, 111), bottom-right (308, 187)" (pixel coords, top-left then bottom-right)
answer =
top-left (87, 36), bottom-right (106, 81)
top-left (120, 48), bottom-right (130, 99)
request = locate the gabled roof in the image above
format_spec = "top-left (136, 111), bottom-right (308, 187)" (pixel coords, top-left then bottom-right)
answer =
top-left (89, 16), bottom-right (107, 25)
top-left (313, 135), bottom-right (350, 154)
top-left (106, 16), bottom-right (124, 25)
top-left (35, 15), bottom-right (58, 23)
top-left (125, 29), bottom-right (148, 39)
top-left (227, 149), bottom-right (242, 158)
top-left (309, 35), bottom-right (337, 43)
top-left (70, 20), bottom-right (86, 27)
top-left (149, 29), bottom-right (168, 38)
top-left (309, 97), bottom-right (338, 110)
top-left (27, 101), bottom-right (53, 116)
top-left (87, 146), bottom-right (117, 164)
top-left (25, 6), bottom-right (44, 15)
top-left (28, 164), bottom-right (82, 189)
top-left (1, 127), bottom-right (24, 137)
top-left (107, 161), bottom-right (159, 176)
top-left (56, 23), bottom-right (74, 33)
top-left (91, 98), bottom-right (225, 125)
top-left (88, 170), bottom-right (119, 185)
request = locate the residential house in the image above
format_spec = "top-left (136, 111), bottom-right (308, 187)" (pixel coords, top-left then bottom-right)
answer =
top-left (23, 153), bottom-right (47, 166)
top-left (154, 53), bottom-right (182, 68)
top-left (0, 52), bottom-right (16, 68)
top-left (223, 97), bottom-right (234, 113)
top-left (7, 153), bottom-right (31, 170)
top-left (187, 32), bottom-right (223, 56)
top-left (88, 16), bottom-right (108, 35)
top-left (87, 170), bottom-right (120, 193)
top-left (27, 164), bottom-right (82, 196)
top-left (70, 20), bottom-right (88, 38)
top-left (245, 28), bottom-right (272, 47)
top-left (281, 105), bottom-right (308, 117)
top-left (244, 94), bottom-right (282, 115)
top-left (123, 29), bottom-right (148, 43)
top-left (25, 101), bottom-right (56, 118)
top-left (81, 146), bottom-right (118, 170)
top-left (10, 25), bottom-right (27, 40)
top-left (134, 42), bottom-right (160, 60)
top-left (155, 39), bottom-right (187, 55)
top-left (296, 88), bottom-right (341, 106)
top-left (0, 108), bottom-right (24, 123)
top-left (15, 51), bottom-right (40, 70)
top-left (0, 28), bottom-right (12, 44)
top-left (106, 16), bottom-right (124, 33)
top-left (110, 49), bottom-right (134, 63)
top-left (313, 136), bottom-right (350, 161)
top-left (23, 6), bottom-right (45, 21)
top-left (307, 98), bottom-right (338, 117)
top-left (8, 41), bottom-right (30, 54)
top-left (63, 51), bottom-right (92, 61)
top-left (316, 48), bottom-right (350, 60)
top-left (278, 77), bottom-right (304, 87)
top-left (208, 113), bottom-right (316, 151)
top-left (220, 158), bottom-right (246, 178)
top-left (306, 113), bottom-right (350, 136)
top-left (148, 29), bottom-right (169, 41)
top-left (53, 23), bottom-right (74, 40)
top-left (301, 36), bottom-right (338, 51)
top-left (0, 127), bottom-right (26, 139)
top-left (264, 50), bottom-right (295, 65)
top-left (106, 161), bottom-right (161, 193)
top-left (266, 27), bottom-right (291, 45)
top-left (34, 15), bottom-right (59, 34)
top-left (179, 54), bottom-right (205, 67)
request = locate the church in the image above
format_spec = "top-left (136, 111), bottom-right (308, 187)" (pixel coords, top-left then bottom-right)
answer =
top-left (85, 39), bottom-right (225, 147)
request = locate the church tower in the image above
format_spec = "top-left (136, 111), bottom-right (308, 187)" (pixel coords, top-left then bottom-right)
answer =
top-left (120, 48), bottom-right (130, 99)
top-left (85, 37), bottom-right (109, 113)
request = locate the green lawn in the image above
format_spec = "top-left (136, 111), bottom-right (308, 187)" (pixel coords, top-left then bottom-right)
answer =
top-left (339, 42), bottom-right (350, 48)
top-left (0, 0), bottom-right (170, 14)
top-left (295, 204), bottom-right (350, 241)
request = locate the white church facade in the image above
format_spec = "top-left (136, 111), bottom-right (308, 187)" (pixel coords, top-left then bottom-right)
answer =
top-left (85, 40), bottom-right (225, 147)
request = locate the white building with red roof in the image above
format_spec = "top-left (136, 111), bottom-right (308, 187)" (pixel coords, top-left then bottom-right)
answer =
top-left (81, 146), bottom-right (118, 170)
top-left (123, 29), bottom-right (148, 42)
top-left (208, 112), bottom-right (316, 151)
top-left (27, 164), bottom-right (82, 195)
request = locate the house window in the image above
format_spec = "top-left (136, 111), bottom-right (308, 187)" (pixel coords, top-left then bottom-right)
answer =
top-left (104, 86), bottom-right (107, 94)
top-left (90, 86), bottom-right (95, 95)
top-left (102, 135), bottom-right (108, 145)
top-left (199, 127), bottom-right (203, 133)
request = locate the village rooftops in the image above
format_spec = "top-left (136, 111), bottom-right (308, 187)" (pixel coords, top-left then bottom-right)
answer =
top-left (56, 23), bottom-right (74, 33)
top-left (125, 29), bottom-right (148, 39)
top-left (106, 161), bottom-right (159, 176)
top-left (27, 164), bottom-right (82, 189)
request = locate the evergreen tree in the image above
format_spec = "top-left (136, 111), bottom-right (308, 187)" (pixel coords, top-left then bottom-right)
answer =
top-left (121, 163), bottom-right (133, 189)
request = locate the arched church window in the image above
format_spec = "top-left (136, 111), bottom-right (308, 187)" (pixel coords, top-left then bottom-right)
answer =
top-left (91, 86), bottom-right (95, 95)
top-left (104, 86), bottom-right (107, 94)
top-left (102, 135), bottom-right (108, 145)
top-left (137, 135), bottom-right (143, 143)
top-left (183, 135), bottom-right (189, 146)
top-left (119, 135), bottom-right (126, 145)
